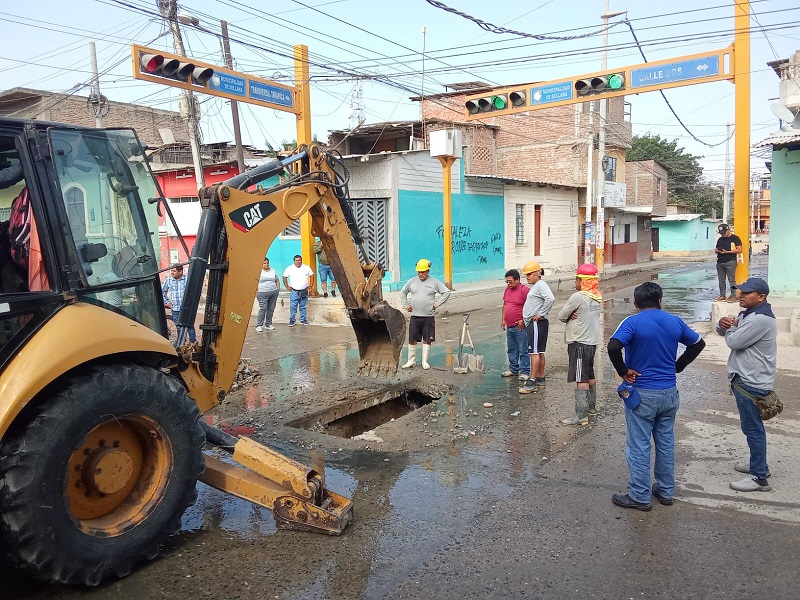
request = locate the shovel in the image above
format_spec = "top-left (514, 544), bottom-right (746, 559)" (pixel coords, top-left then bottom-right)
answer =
top-left (453, 314), bottom-right (484, 374)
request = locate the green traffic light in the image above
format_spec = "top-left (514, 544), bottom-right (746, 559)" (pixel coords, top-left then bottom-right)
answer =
top-left (607, 74), bottom-right (624, 90)
top-left (492, 95), bottom-right (506, 109)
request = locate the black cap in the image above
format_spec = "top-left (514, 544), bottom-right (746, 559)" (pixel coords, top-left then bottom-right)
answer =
top-left (734, 277), bottom-right (769, 295)
top-left (718, 223), bottom-right (730, 231)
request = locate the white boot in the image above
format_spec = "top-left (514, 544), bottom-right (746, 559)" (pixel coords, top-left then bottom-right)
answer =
top-left (402, 345), bottom-right (417, 369)
top-left (421, 343), bottom-right (431, 370)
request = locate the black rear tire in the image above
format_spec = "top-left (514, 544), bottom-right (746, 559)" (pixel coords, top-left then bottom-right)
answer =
top-left (0, 364), bottom-right (204, 585)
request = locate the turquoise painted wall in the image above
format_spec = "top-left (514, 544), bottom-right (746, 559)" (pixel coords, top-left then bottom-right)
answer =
top-left (397, 189), bottom-right (504, 285)
top-left (767, 147), bottom-right (800, 297)
top-left (653, 219), bottom-right (716, 252)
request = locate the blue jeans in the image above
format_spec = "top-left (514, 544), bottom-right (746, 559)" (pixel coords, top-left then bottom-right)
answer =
top-left (172, 308), bottom-right (196, 343)
top-left (318, 264), bottom-right (335, 283)
top-left (624, 386), bottom-right (680, 503)
top-left (505, 326), bottom-right (530, 376)
top-left (256, 290), bottom-right (279, 327)
top-left (731, 377), bottom-right (769, 479)
top-left (289, 289), bottom-right (308, 324)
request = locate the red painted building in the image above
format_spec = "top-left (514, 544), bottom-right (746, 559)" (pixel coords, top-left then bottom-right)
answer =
top-left (154, 163), bottom-right (240, 268)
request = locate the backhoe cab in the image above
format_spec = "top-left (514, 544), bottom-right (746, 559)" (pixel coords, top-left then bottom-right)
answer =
top-left (0, 118), bottom-right (404, 585)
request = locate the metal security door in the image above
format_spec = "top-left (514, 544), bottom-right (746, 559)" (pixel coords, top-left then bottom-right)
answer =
top-left (349, 198), bottom-right (388, 267)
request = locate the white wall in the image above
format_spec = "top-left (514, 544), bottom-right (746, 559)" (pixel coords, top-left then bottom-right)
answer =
top-left (610, 212), bottom-right (639, 244)
top-left (504, 184), bottom-right (578, 275)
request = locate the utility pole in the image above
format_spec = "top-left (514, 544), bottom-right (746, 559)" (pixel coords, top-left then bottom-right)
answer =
top-left (584, 108), bottom-right (594, 264)
top-left (87, 42), bottom-right (108, 127)
top-left (722, 122), bottom-right (732, 224)
top-left (157, 0), bottom-right (205, 190)
top-left (595, 2), bottom-right (626, 271)
top-left (220, 20), bottom-right (245, 174)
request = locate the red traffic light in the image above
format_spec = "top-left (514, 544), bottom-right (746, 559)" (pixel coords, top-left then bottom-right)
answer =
top-left (141, 54), bottom-right (164, 73)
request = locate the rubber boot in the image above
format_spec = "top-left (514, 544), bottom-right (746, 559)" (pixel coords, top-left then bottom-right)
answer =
top-left (561, 389), bottom-right (590, 426)
top-left (402, 345), bottom-right (417, 369)
top-left (421, 343), bottom-right (431, 370)
top-left (588, 383), bottom-right (597, 415)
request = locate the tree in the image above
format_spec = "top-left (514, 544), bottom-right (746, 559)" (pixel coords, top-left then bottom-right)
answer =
top-left (626, 133), bottom-right (721, 218)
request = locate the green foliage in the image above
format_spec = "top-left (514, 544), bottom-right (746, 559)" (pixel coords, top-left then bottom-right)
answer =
top-left (627, 133), bottom-right (722, 218)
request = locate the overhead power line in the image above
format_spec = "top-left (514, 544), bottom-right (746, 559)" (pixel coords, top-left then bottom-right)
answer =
top-left (423, 0), bottom-right (625, 41)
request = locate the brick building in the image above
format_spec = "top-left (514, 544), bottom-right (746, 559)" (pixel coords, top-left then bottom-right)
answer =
top-left (614, 159), bottom-right (669, 261)
top-left (0, 87), bottom-right (189, 148)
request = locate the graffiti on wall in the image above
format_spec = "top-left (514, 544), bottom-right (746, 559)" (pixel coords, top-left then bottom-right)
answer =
top-left (436, 224), bottom-right (502, 264)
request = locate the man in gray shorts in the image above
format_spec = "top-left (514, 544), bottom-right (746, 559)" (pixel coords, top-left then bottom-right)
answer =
top-left (558, 263), bottom-right (603, 425)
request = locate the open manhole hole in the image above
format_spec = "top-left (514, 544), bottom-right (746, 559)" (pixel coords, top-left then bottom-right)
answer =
top-left (289, 387), bottom-right (443, 438)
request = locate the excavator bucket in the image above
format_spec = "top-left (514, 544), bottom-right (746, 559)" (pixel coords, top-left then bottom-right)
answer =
top-left (353, 301), bottom-right (407, 377)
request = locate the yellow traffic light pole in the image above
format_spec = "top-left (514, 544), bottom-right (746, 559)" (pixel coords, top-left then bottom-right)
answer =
top-left (734, 0), bottom-right (750, 283)
top-left (438, 156), bottom-right (456, 290)
top-left (293, 44), bottom-right (319, 295)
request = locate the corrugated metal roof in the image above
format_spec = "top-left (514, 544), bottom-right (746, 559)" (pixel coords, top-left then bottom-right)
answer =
top-left (465, 174), bottom-right (579, 189)
top-left (755, 127), bottom-right (800, 148)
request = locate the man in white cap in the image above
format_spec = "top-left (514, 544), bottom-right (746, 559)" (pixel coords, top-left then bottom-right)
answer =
top-left (400, 258), bottom-right (451, 370)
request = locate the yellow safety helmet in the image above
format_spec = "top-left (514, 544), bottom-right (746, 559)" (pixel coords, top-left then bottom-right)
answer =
top-left (415, 258), bottom-right (432, 272)
top-left (522, 260), bottom-right (542, 275)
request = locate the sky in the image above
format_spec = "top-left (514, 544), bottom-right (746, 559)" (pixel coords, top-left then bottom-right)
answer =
top-left (2, 0), bottom-right (798, 183)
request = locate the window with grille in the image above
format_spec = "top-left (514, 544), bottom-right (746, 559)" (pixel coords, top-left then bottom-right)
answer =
top-left (604, 156), bottom-right (616, 182)
top-left (281, 220), bottom-right (301, 237)
top-left (515, 204), bottom-right (525, 245)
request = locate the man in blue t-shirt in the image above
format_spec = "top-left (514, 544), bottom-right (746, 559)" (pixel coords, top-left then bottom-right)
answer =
top-left (607, 282), bottom-right (706, 511)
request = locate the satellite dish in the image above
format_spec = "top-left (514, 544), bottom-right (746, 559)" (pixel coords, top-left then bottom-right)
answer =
top-left (771, 102), bottom-right (797, 123)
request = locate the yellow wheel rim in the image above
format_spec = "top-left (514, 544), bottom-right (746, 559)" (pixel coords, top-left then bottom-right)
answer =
top-left (65, 415), bottom-right (174, 536)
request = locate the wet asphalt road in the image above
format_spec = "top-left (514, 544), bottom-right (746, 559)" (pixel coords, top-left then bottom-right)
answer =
top-left (6, 258), bottom-right (800, 600)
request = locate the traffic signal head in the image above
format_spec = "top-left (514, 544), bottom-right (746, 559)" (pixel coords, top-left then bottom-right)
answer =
top-left (465, 94), bottom-right (508, 115)
top-left (575, 73), bottom-right (625, 96)
top-left (509, 90), bottom-right (526, 107)
top-left (138, 51), bottom-right (214, 86)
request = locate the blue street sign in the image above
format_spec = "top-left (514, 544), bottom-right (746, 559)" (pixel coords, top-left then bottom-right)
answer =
top-left (530, 81), bottom-right (573, 106)
top-left (630, 55), bottom-right (720, 89)
top-left (209, 72), bottom-right (246, 98)
top-left (249, 80), bottom-right (293, 108)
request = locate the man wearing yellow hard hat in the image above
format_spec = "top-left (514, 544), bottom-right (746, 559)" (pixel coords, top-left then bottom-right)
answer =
top-left (399, 258), bottom-right (451, 370)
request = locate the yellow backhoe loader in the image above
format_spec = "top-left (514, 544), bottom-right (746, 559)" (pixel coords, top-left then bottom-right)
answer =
top-left (0, 118), bottom-right (405, 585)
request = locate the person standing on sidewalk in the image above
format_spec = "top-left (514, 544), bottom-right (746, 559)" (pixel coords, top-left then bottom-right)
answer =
top-left (282, 255), bottom-right (313, 327)
top-left (500, 269), bottom-right (530, 383)
top-left (162, 264), bottom-right (196, 343)
top-left (715, 223), bottom-right (742, 302)
top-left (607, 282), bottom-right (706, 511)
top-left (400, 258), bottom-right (451, 370)
top-left (558, 263), bottom-right (603, 426)
top-left (313, 237), bottom-right (337, 298)
top-left (255, 257), bottom-right (280, 332)
top-left (716, 277), bottom-right (777, 493)
top-left (519, 260), bottom-right (554, 394)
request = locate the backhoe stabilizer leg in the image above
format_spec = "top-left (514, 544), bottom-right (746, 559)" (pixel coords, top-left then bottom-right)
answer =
top-left (198, 432), bottom-right (352, 534)
top-left (200, 454), bottom-right (353, 535)
top-left (274, 489), bottom-right (354, 535)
